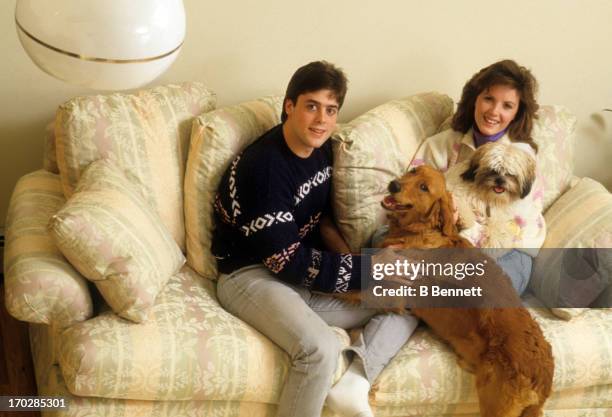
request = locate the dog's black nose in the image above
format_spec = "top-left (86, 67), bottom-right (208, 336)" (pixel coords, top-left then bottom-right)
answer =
top-left (495, 177), bottom-right (505, 186)
top-left (388, 180), bottom-right (401, 194)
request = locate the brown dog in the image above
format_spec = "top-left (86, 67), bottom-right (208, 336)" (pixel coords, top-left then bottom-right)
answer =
top-left (379, 165), bottom-right (554, 417)
top-left (381, 165), bottom-right (472, 249)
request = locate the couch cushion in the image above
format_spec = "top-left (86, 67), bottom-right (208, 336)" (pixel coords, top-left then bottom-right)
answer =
top-left (4, 170), bottom-right (93, 326)
top-left (331, 93), bottom-right (454, 251)
top-left (531, 178), bottom-right (612, 316)
top-left (55, 82), bottom-right (216, 252)
top-left (541, 178), bottom-right (612, 248)
top-left (56, 277), bottom-right (611, 411)
top-left (531, 105), bottom-right (577, 211)
top-left (370, 299), bottom-right (612, 412)
top-left (57, 265), bottom-right (350, 401)
top-left (49, 159), bottom-right (185, 323)
top-left (184, 96), bottom-right (283, 279)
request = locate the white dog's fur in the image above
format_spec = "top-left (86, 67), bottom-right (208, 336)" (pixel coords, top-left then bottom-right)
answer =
top-left (445, 142), bottom-right (546, 257)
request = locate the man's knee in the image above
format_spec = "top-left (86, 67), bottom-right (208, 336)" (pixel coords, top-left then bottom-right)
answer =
top-left (292, 329), bottom-right (341, 372)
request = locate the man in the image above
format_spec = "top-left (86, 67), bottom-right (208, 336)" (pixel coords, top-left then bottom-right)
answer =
top-left (213, 61), bottom-right (416, 417)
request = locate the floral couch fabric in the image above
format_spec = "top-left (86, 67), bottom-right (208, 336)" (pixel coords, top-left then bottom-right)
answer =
top-left (56, 266), bottom-right (350, 402)
top-left (54, 82), bottom-right (217, 251)
top-left (31, 284), bottom-right (611, 416)
top-left (4, 170), bottom-right (93, 326)
top-left (331, 92), bottom-right (454, 251)
top-left (4, 87), bottom-right (610, 417)
top-left (29, 361), bottom-right (612, 417)
top-left (531, 177), bottom-right (612, 312)
top-left (47, 265), bottom-right (612, 408)
top-left (530, 105), bottom-right (577, 211)
top-left (48, 159), bottom-right (186, 323)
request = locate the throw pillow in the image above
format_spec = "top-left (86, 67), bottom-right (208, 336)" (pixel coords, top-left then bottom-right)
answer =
top-left (531, 177), bottom-right (612, 319)
top-left (55, 82), bottom-right (217, 251)
top-left (184, 96), bottom-right (283, 279)
top-left (531, 105), bottom-right (577, 211)
top-left (48, 159), bottom-right (185, 322)
top-left (331, 92), bottom-right (454, 251)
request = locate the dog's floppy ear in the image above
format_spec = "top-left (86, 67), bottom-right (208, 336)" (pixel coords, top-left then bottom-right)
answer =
top-left (439, 191), bottom-right (457, 237)
top-left (461, 161), bottom-right (478, 182)
top-left (520, 178), bottom-right (533, 199)
top-left (520, 162), bottom-right (536, 198)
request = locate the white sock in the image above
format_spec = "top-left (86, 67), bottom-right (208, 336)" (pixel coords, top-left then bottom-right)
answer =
top-left (326, 358), bottom-right (374, 417)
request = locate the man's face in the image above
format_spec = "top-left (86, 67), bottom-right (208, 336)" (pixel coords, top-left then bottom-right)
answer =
top-left (283, 89), bottom-right (339, 158)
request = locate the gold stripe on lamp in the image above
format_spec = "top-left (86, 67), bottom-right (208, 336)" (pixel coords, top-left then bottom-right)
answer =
top-left (15, 18), bottom-right (184, 64)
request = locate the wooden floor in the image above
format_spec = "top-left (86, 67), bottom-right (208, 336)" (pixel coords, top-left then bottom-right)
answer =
top-left (0, 282), bottom-right (40, 417)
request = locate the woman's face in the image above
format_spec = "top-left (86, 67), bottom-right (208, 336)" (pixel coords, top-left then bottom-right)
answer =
top-left (473, 84), bottom-right (520, 136)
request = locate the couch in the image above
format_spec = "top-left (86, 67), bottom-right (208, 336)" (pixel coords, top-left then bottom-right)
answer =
top-left (4, 81), bottom-right (611, 417)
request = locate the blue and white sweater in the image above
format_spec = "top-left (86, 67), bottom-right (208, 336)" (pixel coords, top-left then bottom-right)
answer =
top-left (212, 124), bottom-right (364, 293)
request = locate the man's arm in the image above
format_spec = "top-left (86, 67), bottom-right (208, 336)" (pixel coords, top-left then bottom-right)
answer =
top-left (320, 214), bottom-right (351, 253)
top-left (226, 181), bottom-right (363, 293)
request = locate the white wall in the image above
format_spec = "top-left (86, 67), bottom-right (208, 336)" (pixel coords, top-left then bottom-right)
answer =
top-left (2, 0), bottom-right (611, 225)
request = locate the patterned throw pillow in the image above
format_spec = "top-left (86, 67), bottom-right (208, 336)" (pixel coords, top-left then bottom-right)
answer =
top-left (531, 177), bottom-right (612, 319)
top-left (184, 96), bottom-right (283, 279)
top-left (531, 105), bottom-right (577, 211)
top-left (331, 93), bottom-right (454, 251)
top-left (48, 159), bottom-right (186, 322)
top-left (54, 82), bottom-right (216, 252)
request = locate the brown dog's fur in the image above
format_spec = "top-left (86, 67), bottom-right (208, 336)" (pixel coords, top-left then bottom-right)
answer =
top-left (379, 165), bottom-right (554, 417)
top-left (381, 165), bottom-right (473, 249)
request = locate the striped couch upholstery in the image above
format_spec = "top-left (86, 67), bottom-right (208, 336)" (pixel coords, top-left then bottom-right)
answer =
top-left (54, 82), bottom-right (217, 252)
top-left (4, 83), bottom-right (611, 416)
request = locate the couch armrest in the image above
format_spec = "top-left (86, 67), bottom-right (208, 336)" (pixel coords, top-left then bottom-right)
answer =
top-left (4, 170), bottom-right (93, 326)
top-left (531, 177), bottom-right (612, 319)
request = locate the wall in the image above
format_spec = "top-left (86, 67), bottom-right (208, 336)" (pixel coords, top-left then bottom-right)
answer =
top-left (1, 0), bottom-right (611, 226)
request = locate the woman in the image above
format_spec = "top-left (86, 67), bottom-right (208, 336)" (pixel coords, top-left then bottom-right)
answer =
top-left (413, 59), bottom-right (539, 171)
top-left (373, 59), bottom-right (543, 295)
top-left (415, 59), bottom-right (543, 295)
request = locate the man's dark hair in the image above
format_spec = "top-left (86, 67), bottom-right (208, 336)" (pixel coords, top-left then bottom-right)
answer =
top-left (452, 59), bottom-right (539, 151)
top-left (281, 61), bottom-right (348, 122)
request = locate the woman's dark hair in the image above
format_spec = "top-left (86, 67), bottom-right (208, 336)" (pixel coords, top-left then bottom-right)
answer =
top-left (281, 61), bottom-right (348, 122)
top-left (452, 59), bottom-right (539, 151)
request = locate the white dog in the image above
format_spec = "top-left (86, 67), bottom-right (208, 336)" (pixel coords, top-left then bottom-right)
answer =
top-left (445, 142), bottom-right (546, 257)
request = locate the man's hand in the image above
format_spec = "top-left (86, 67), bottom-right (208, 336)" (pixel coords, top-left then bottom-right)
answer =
top-left (365, 247), bottom-right (416, 311)
top-left (320, 215), bottom-right (352, 253)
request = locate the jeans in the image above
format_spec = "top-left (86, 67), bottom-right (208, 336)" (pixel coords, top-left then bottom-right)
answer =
top-left (216, 264), bottom-right (418, 417)
top-left (495, 249), bottom-right (532, 296)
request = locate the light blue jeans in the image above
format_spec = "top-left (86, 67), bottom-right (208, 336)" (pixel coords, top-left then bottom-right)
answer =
top-left (495, 249), bottom-right (532, 296)
top-left (216, 264), bottom-right (418, 417)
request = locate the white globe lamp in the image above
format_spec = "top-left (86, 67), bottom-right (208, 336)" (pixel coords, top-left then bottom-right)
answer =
top-left (15, 0), bottom-right (186, 90)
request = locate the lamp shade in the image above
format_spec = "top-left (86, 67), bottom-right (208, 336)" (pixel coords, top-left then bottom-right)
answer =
top-left (15, 0), bottom-right (185, 90)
